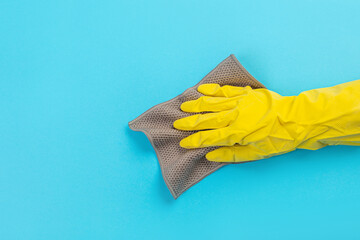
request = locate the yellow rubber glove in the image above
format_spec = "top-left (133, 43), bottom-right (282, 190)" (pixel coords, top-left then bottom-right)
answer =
top-left (173, 80), bottom-right (360, 162)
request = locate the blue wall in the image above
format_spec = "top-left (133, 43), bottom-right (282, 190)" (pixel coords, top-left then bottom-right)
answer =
top-left (1, 0), bottom-right (360, 239)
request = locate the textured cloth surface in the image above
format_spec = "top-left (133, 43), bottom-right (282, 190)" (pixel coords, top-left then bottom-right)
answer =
top-left (129, 55), bottom-right (266, 198)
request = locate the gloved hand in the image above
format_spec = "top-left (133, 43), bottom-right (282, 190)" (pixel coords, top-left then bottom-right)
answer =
top-left (173, 80), bottom-right (360, 162)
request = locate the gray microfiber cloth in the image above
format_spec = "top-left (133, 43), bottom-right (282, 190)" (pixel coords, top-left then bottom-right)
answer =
top-left (128, 54), bottom-right (266, 199)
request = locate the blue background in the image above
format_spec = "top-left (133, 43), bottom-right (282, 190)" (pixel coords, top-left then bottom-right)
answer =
top-left (1, 0), bottom-right (360, 239)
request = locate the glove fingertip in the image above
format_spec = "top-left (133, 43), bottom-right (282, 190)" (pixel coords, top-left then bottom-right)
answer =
top-left (205, 151), bottom-right (217, 162)
top-left (180, 101), bottom-right (196, 112)
top-left (179, 138), bottom-right (194, 149)
top-left (205, 150), bottom-right (229, 162)
top-left (173, 119), bottom-right (183, 130)
top-left (198, 84), bottom-right (220, 96)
